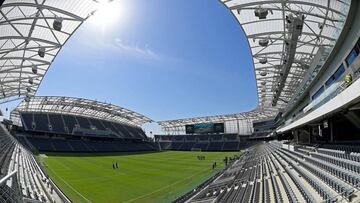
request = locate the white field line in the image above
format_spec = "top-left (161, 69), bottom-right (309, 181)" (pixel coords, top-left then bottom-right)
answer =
top-left (47, 166), bottom-right (92, 203)
top-left (123, 167), bottom-right (216, 203)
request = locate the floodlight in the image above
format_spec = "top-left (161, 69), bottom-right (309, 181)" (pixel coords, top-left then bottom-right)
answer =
top-left (259, 58), bottom-right (267, 64)
top-left (259, 39), bottom-right (269, 47)
top-left (38, 47), bottom-right (45, 57)
top-left (254, 7), bottom-right (268, 19)
top-left (318, 23), bottom-right (323, 29)
top-left (32, 65), bottom-right (37, 74)
top-left (53, 17), bottom-right (63, 31)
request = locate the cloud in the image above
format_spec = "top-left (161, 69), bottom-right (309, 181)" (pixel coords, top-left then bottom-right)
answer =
top-left (113, 38), bottom-right (162, 61)
top-left (71, 34), bottom-right (179, 70)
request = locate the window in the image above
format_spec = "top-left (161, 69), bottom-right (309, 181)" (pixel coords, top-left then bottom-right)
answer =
top-left (333, 64), bottom-right (345, 79)
top-left (346, 39), bottom-right (360, 67)
top-left (325, 75), bottom-right (336, 87)
top-left (312, 86), bottom-right (325, 100)
top-left (325, 64), bottom-right (345, 87)
top-left (346, 49), bottom-right (358, 66)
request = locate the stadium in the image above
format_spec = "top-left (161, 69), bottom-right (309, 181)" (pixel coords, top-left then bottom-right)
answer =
top-left (0, 0), bottom-right (360, 202)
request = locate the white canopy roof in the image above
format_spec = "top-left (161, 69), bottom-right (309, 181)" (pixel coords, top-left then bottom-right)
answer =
top-left (159, 0), bottom-right (351, 130)
top-left (11, 96), bottom-right (153, 126)
top-left (0, 0), bottom-right (101, 103)
top-left (158, 107), bottom-right (278, 128)
top-left (221, 0), bottom-right (351, 108)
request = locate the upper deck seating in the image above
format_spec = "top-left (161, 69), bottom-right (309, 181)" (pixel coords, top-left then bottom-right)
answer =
top-left (88, 118), bottom-right (106, 131)
top-left (33, 114), bottom-right (49, 132)
top-left (62, 115), bottom-right (78, 133)
top-left (48, 114), bottom-right (66, 133)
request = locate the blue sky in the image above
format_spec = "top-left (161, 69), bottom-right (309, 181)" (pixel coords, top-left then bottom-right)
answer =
top-left (3, 0), bottom-right (258, 134)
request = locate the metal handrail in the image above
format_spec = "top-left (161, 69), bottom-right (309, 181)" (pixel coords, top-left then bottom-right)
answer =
top-left (285, 71), bottom-right (360, 126)
top-left (0, 170), bottom-right (17, 186)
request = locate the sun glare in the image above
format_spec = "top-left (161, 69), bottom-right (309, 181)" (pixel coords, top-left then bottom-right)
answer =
top-left (91, 0), bottom-right (127, 28)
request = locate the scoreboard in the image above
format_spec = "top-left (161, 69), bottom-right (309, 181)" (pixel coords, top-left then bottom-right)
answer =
top-left (185, 123), bottom-right (224, 134)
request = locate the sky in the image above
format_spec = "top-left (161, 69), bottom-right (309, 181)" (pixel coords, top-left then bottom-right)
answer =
top-left (2, 0), bottom-right (258, 135)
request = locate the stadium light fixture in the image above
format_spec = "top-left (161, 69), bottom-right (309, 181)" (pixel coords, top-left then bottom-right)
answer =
top-left (254, 7), bottom-right (268, 19)
top-left (31, 65), bottom-right (37, 74)
top-left (38, 47), bottom-right (45, 58)
top-left (260, 71), bottom-right (267, 76)
top-left (259, 58), bottom-right (267, 64)
top-left (53, 17), bottom-right (63, 31)
top-left (259, 39), bottom-right (269, 47)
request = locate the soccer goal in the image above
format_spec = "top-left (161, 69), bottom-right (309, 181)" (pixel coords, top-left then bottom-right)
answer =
top-left (191, 148), bottom-right (202, 152)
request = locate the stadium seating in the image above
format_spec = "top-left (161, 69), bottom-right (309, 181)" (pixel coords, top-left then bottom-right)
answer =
top-left (207, 142), bottom-right (223, 151)
top-left (17, 136), bottom-right (157, 153)
top-left (48, 114), bottom-right (66, 133)
top-left (33, 114), bottom-right (50, 132)
top-left (14, 114), bottom-right (154, 154)
top-left (62, 115), bottom-right (78, 133)
top-left (184, 141), bottom-right (360, 203)
top-left (88, 118), bottom-right (106, 131)
top-left (20, 112), bottom-right (147, 140)
top-left (192, 142), bottom-right (209, 150)
top-left (222, 142), bottom-right (239, 151)
top-left (1, 122), bottom-right (156, 202)
top-left (6, 120), bottom-right (360, 203)
top-left (0, 124), bottom-right (68, 203)
top-left (26, 137), bottom-right (54, 151)
top-left (76, 116), bottom-right (91, 129)
top-left (156, 134), bottom-right (252, 151)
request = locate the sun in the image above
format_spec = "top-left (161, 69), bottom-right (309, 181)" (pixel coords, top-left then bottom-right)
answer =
top-left (90, 0), bottom-right (127, 28)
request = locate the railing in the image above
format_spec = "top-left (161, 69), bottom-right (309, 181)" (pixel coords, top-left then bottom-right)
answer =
top-left (285, 66), bottom-right (360, 126)
top-left (0, 170), bottom-right (23, 203)
top-left (0, 170), bottom-right (17, 186)
top-left (33, 152), bottom-right (72, 203)
top-left (303, 81), bottom-right (343, 113)
top-left (283, 53), bottom-right (360, 127)
top-left (172, 153), bottom-right (245, 203)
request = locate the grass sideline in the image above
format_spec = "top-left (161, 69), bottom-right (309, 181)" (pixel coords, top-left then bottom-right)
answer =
top-left (39, 151), bottom-right (239, 203)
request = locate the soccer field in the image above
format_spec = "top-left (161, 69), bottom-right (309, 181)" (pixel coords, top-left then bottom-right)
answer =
top-left (39, 151), bottom-right (239, 203)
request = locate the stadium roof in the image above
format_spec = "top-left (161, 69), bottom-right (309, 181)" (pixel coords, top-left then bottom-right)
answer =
top-left (0, 0), bottom-right (101, 103)
top-left (159, 0), bottom-right (351, 129)
top-left (158, 108), bottom-right (278, 128)
top-left (11, 96), bottom-right (153, 126)
top-left (221, 0), bottom-right (351, 109)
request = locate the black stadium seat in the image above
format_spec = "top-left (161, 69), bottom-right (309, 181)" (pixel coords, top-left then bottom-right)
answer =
top-left (48, 114), bottom-right (66, 133)
top-left (33, 114), bottom-right (50, 132)
top-left (62, 115), bottom-right (78, 133)
top-left (76, 116), bottom-right (91, 129)
top-left (21, 112), bottom-right (34, 130)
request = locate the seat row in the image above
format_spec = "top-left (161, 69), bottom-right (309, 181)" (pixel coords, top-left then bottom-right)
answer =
top-left (0, 124), bottom-right (67, 203)
top-left (187, 141), bottom-right (360, 203)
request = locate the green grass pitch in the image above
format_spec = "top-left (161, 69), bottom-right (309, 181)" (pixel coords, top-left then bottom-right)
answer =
top-left (39, 151), bottom-right (239, 203)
